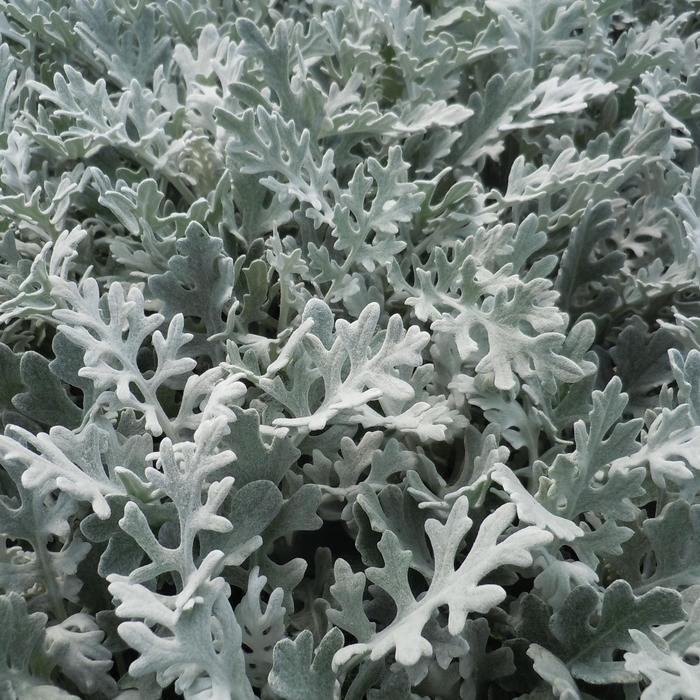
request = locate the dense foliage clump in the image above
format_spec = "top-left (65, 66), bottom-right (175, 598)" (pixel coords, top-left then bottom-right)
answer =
top-left (1, 1), bottom-right (700, 698)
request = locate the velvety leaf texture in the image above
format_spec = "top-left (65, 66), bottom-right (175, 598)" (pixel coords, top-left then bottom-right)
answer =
top-left (0, 1), bottom-right (698, 698)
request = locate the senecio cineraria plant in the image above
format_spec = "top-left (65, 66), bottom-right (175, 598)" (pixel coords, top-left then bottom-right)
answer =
top-left (1, 0), bottom-right (700, 699)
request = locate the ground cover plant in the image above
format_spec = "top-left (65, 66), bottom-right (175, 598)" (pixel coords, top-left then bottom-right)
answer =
top-left (0, 0), bottom-right (700, 698)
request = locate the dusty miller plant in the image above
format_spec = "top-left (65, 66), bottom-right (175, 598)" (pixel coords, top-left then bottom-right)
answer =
top-left (0, 0), bottom-right (699, 698)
